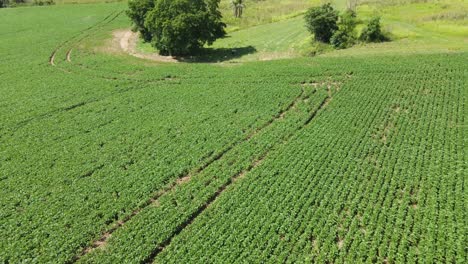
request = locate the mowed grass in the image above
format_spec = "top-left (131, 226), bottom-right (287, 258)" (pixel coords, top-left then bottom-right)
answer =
top-left (210, 16), bottom-right (309, 61)
top-left (0, 1), bottom-right (467, 263)
top-left (135, 0), bottom-right (467, 61)
top-left (323, 0), bottom-right (468, 57)
top-left (219, 0), bottom-right (320, 32)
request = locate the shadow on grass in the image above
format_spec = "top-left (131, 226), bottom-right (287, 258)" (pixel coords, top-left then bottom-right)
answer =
top-left (176, 46), bottom-right (257, 63)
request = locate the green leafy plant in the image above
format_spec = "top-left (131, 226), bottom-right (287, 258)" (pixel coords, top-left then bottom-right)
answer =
top-left (0, 0), bottom-right (8, 8)
top-left (127, 0), bottom-right (155, 42)
top-left (360, 16), bottom-right (388, 42)
top-left (331, 10), bottom-right (358, 49)
top-left (33, 0), bottom-right (55, 6)
top-left (304, 3), bottom-right (338, 43)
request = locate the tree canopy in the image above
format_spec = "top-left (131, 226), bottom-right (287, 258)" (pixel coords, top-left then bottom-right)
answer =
top-left (360, 17), bottom-right (388, 43)
top-left (331, 10), bottom-right (358, 49)
top-left (304, 3), bottom-right (338, 43)
top-left (127, 0), bottom-right (226, 56)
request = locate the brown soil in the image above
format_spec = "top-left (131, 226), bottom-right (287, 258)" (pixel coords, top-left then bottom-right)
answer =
top-left (112, 29), bottom-right (178, 63)
top-left (66, 49), bottom-right (72, 62)
top-left (49, 52), bottom-right (56, 66)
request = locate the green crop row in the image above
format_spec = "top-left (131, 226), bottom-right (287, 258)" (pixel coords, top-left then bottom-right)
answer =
top-left (0, 2), bottom-right (466, 263)
top-left (152, 55), bottom-right (466, 263)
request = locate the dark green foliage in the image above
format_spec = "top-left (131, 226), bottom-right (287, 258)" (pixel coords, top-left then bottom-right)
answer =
top-left (360, 16), bottom-right (388, 42)
top-left (331, 10), bottom-right (358, 49)
top-left (330, 30), bottom-right (353, 49)
top-left (0, 0), bottom-right (22, 7)
top-left (338, 10), bottom-right (358, 35)
top-left (33, 0), bottom-right (55, 6)
top-left (132, 0), bottom-right (226, 56)
top-left (127, 0), bottom-right (154, 42)
top-left (304, 3), bottom-right (338, 43)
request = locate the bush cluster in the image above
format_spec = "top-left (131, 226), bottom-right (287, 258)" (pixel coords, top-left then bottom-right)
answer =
top-left (0, 0), bottom-right (54, 7)
top-left (33, 0), bottom-right (55, 5)
top-left (305, 4), bottom-right (388, 50)
top-left (360, 17), bottom-right (389, 43)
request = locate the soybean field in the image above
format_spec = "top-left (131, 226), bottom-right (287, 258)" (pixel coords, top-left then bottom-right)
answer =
top-left (0, 1), bottom-right (466, 263)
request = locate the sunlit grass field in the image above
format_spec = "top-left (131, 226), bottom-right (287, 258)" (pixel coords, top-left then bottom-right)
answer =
top-left (134, 0), bottom-right (468, 61)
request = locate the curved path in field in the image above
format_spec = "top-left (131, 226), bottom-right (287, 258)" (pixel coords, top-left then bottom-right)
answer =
top-left (113, 29), bottom-right (177, 63)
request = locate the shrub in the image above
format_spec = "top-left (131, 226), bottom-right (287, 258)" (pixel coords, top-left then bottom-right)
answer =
top-left (33, 0), bottom-right (55, 5)
top-left (331, 30), bottom-right (353, 49)
top-left (304, 3), bottom-right (338, 43)
top-left (127, 0), bottom-right (154, 42)
top-left (331, 10), bottom-right (358, 49)
top-left (0, 0), bottom-right (24, 7)
top-left (360, 17), bottom-right (388, 42)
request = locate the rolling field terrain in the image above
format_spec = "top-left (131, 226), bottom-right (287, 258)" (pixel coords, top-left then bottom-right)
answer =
top-left (0, 1), bottom-right (467, 263)
top-left (137, 0), bottom-right (468, 60)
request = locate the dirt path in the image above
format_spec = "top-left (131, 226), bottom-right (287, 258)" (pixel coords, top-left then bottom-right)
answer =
top-left (113, 29), bottom-right (177, 63)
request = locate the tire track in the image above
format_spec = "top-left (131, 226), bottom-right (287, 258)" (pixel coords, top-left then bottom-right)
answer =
top-left (51, 12), bottom-right (179, 83)
top-left (56, 61), bottom-right (181, 84)
top-left (49, 11), bottom-right (121, 66)
top-left (6, 75), bottom-right (175, 135)
top-left (61, 11), bottom-right (123, 64)
top-left (142, 85), bottom-right (335, 263)
top-left (66, 49), bottom-right (72, 62)
top-left (304, 86), bottom-right (332, 125)
top-left (69, 89), bottom-right (306, 262)
top-left (142, 154), bottom-right (269, 264)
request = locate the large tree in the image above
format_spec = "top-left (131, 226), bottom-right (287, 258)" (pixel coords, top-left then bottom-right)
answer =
top-left (128, 0), bottom-right (226, 56)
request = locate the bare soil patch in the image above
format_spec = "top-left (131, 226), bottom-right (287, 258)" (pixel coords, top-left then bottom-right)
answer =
top-left (112, 29), bottom-right (178, 63)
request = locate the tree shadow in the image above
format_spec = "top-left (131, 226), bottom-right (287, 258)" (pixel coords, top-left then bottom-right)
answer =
top-left (176, 46), bottom-right (257, 63)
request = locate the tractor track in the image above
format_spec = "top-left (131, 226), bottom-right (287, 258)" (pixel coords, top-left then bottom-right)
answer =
top-left (49, 10), bottom-right (122, 66)
top-left (46, 9), bottom-right (347, 261)
top-left (68, 89), bottom-right (306, 262)
top-left (142, 85), bottom-right (335, 263)
top-left (6, 75), bottom-right (176, 135)
top-left (70, 83), bottom-right (339, 263)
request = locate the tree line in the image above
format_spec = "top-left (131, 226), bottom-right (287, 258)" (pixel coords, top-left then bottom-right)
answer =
top-left (1, 0), bottom-right (54, 7)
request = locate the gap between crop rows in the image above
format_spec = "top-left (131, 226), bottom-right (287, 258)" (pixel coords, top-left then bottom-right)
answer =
top-left (68, 88), bottom-right (307, 262)
top-left (70, 81), bottom-right (340, 263)
top-left (49, 11), bottom-right (122, 66)
top-left (142, 85), bottom-right (335, 263)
